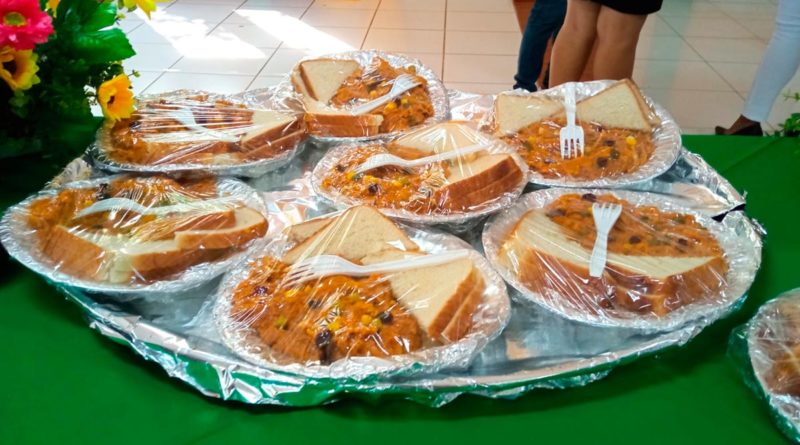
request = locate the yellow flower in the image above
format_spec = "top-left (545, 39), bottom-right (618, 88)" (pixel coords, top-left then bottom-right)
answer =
top-left (122, 0), bottom-right (162, 18)
top-left (98, 74), bottom-right (134, 122)
top-left (0, 46), bottom-right (40, 91)
top-left (46, 0), bottom-right (60, 12)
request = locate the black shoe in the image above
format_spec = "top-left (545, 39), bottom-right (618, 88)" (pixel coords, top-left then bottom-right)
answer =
top-left (714, 123), bottom-right (763, 136)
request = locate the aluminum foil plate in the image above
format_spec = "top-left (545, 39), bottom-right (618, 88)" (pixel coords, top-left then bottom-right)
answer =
top-left (482, 81), bottom-right (683, 188)
top-left (308, 131), bottom-right (528, 230)
top-left (277, 50), bottom-right (450, 145)
top-left (483, 188), bottom-right (762, 331)
top-left (214, 217), bottom-right (511, 382)
top-left (0, 175), bottom-right (269, 295)
top-left (91, 88), bottom-right (305, 178)
top-left (5, 107), bottom-right (761, 405)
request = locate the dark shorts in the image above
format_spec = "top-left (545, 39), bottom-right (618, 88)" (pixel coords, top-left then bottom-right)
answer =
top-left (590, 0), bottom-right (663, 15)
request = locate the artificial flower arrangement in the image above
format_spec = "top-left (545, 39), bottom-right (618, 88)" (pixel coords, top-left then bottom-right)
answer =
top-left (0, 0), bottom-right (159, 175)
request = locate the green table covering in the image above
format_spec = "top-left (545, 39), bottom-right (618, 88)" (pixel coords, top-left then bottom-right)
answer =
top-left (1, 135), bottom-right (799, 445)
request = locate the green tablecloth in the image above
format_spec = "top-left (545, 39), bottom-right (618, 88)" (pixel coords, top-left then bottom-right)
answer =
top-left (1, 136), bottom-right (799, 445)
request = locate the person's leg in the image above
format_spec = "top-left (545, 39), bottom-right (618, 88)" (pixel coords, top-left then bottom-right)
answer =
top-left (591, 6), bottom-right (647, 80)
top-left (514, 0), bottom-right (568, 91)
top-left (717, 0), bottom-right (800, 135)
top-left (548, 0), bottom-right (601, 86)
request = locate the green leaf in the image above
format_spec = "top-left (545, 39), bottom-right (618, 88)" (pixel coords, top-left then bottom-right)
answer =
top-left (72, 28), bottom-right (136, 64)
top-left (83, 2), bottom-right (119, 32)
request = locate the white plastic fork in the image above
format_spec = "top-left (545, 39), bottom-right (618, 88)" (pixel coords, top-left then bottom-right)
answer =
top-left (282, 249), bottom-right (470, 287)
top-left (559, 82), bottom-right (585, 159)
top-left (348, 74), bottom-right (421, 115)
top-left (353, 143), bottom-right (491, 175)
top-left (142, 106), bottom-right (240, 143)
top-left (588, 202), bottom-right (622, 278)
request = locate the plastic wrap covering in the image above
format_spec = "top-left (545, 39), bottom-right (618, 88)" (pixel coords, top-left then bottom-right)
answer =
top-left (484, 189), bottom-right (761, 331)
top-left (730, 289), bottom-right (800, 442)
top-left (92, 89), bottom-right (306, 177)
top-left (214, 205), bottom-right (511, 380)
top-left (485, 80), bottom-right (682, 188)
top-left (310, 121), bottom-right (528, 228)
top-left (285, 50), bottom-right (448, 141)
top-left (0, 175), bottom-right (269, 294)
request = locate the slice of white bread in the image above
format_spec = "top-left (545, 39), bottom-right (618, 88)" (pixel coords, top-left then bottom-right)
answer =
top-left (40, 207), bottom-right (267, 283)
top-left (283, 217), bottom-right (333, 244)
top-left (281, 206), bottom-right (418, 264)
top-left (390, 121), bottom-right (524, 211)
top-left (494, 93), bottom-right (563, 135)
top-left (303, 98), bottom-right (385, 137)
top-left (500, 209), bottom-right (727, 316)
top-left (361, 248), bottom-right (484, 343)
top-left (240, 129), bottom-right (306, 161)
top-left (574, 79), bottom-right (657, 131)
top-left (240, 110), bottom-right (300, 149)
top-left (298, 58), bottom-right (361, 104)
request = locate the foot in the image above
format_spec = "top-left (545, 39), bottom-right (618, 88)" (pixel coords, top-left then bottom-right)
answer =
top-left (715, 116), bottom-right (763, 136)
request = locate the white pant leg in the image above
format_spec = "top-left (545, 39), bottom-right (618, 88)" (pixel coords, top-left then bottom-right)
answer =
top-left (742, 0), bottom-right (800, 123)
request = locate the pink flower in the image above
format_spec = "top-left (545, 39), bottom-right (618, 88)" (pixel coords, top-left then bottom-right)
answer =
top-left (0, 0), bottom-right (54, 50)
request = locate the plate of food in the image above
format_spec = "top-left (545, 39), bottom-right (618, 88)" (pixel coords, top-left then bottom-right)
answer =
top-left (731, 290), bottom-right (800, 440)
top-left (483, 188), bottom-right (761, 331)
top-left (0, 175), bottom-right (269, 294)
top-left (214, 205), bottom-right (511, 380)
top-left (311, 121), bottom-right (528, 227)
top-left (92, 90), bottom-right (306, 178)
top-left (489, 79), bottom-right (682, 188)
top-left (288, 50), bottom-right (449, 141)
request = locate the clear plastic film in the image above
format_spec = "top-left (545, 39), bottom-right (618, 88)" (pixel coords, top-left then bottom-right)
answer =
top-left (730, 289), bottom-right (800, 442)
top-left (0, 174), bottom-right (269, 294)
top-left (310, 121), bottom-right (528, 228)
top-left (283, 50), bottom-right (449, 142)
top-left (213, 205), bottom-right (511, 380)
top-left (92, 89), bottom-right (307, 178)
top-left (484, 80), bottom-right (682, 188)
top-left (483, 188), bottom-right (762, 331)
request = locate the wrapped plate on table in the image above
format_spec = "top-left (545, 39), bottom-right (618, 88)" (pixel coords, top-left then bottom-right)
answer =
top-left (311, 120), bottom-right (528, 229)
top-left (213, 205), bottom-right (511, 381)
top-left (730, 289), bottom-right (800, 443)
top-left (285, 50), bottom-right (449, 142)
top-left (0, 175), bottom-right (269, 294)
top-left (485, 79), bottom-right (682, 188)
top-left (483, 188), bottom-right (762, 331)
top-left (92, 89), bottom-right (307, 178)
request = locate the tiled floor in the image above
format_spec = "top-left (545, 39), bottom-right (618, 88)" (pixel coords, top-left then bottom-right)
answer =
top-left (121, 0), bottom-right (799, 133)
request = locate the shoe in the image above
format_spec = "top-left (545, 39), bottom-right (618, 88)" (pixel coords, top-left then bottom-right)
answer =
top-left (714, 123), bottom-right (763, 136)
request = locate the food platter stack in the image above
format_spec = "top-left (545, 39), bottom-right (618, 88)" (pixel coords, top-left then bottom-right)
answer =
top-left (0, 50), bottom-right (763, 407)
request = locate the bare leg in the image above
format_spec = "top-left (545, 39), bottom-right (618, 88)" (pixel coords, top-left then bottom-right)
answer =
top-left (592, 6), bottom-right (647, 80)
top-left (549, 0), bottom-right (601, 86)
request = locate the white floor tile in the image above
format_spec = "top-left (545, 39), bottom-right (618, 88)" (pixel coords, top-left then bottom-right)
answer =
top-left (260, 48), bottom-right (317, 74)
top-left (153, 3), bottom-right (237, 23)
top-left (172, 0), bottom-right (245, 4)
top-left (371, 10), bottom-right (445, 30)
top-left (444, 82), bottom-right (509, 95)
top-left (130, 71), bottom-right (164, 95)
top-left (714, 2), bottom-right (777, 20)
top-left (378, 0), bottom-right (445, 11)
top-left (636, 35), bottom-right (703, 61)
top-left (172, 52), bottom-right (273, 75)
top-left (640, 15), bottom-right (679, 37)
top-left (310, 0), bottom-right (379, 9)
top-left (128, 43), bottom-right (183, 71)
top-left (238, 0), bottom-right (311, 7)
top-left (127, 20), bottom-right (212, 44)
top-left (660, 15), bottom-right (756, 38)
top-left (172, 35), bottom-right (275, 59)
top-left (248, 75), bottom-right (286, 90)
top-left (301, 7), bottom-right (375, 27)
top-left (735, 19), bottom-right (775, 41)
top-left (443, 54), bottom-right (516, 84)
top-left (118, 18), bottom-right (144, 33)
top-left (767, 96), bottom-right (800, 131)
top-left (643, 88), bottom-right (744, 129)
top-left (280, 26), bottom-right (366, 51)
top-left (225, 7), bottom-right (306, 24)
top-left (445, 31), bottom-right (520, 56)
top-left (685, 37), bottom-right (766, 63)
top-left (446, 12), bottom-right (518, 32)
top-left (400, 52), bottom-right (443, 77)
top-left (657, 1), bottom-right (726, 18)
top-left (144, 72), bottom-right (254, 94)
top-left (362, 29), bottom-right (443, 53)
top-left (447, 0), bottom-right (514, 13)
top-left (710, 61), bottom-right (800, 94)
top-left (633, 60), bottom-right (732, 91)
top-left (208, 23), bottom-right (283, 47)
